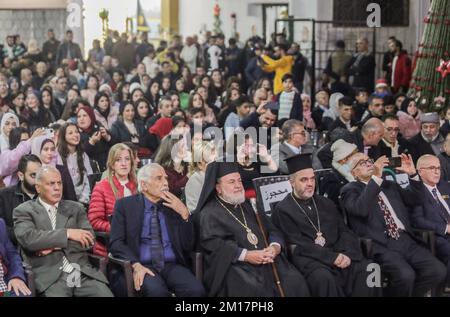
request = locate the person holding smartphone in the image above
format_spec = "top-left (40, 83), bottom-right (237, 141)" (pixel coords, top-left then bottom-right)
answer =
top-left (227, 132), bottom-right (278, 199)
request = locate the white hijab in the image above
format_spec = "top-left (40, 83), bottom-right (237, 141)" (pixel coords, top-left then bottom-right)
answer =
top-left (0, 113), bottom-right (20, 151)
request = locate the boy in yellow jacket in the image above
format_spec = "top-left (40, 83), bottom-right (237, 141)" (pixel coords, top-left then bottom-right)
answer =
top-left (260, 44), bottom-right (294, 95)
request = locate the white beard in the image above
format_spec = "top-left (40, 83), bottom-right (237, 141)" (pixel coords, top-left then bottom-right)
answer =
top-left (221, 191), bottom-right (246, 206)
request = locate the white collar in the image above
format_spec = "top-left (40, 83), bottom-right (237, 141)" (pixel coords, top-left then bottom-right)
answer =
top-left (284, 141), bottom-right (301, 153)
top-left (423, 183), bottom-right (437, 193)
top-left (38, 197), bottom-right (59, 212)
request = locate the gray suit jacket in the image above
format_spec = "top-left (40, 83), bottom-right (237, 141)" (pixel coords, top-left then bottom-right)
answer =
top-left (13, 199), bottom-right (108, 293)
top-left (271, 142), bottom-right (322, 174)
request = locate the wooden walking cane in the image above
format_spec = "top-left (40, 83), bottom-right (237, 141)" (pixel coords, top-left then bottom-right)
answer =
top-left (250, 199), bottom-right (286, 297)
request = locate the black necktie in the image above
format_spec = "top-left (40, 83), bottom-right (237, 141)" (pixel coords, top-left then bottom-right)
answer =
top-left (431, 188), bottom-right (450, 223)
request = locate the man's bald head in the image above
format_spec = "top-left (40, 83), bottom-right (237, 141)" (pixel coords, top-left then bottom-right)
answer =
top-left (361, 118), bottom-right (384, 146)
top-left (417, 154), bottom-right (441, 187)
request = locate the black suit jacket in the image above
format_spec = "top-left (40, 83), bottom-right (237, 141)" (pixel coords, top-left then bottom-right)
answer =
top-left (353, 131), bottom-right (381, 160)
top-left (340, 177), bottom-right (423, 249)
top-left (109, 194), bottom-right (194, 267)
top-left (376, 137), bottom-right (414, 159)
top-left (411, 181), bottom-right (450, 260)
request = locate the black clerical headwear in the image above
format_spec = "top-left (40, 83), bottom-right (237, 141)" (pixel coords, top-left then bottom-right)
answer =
top-left (285, 153), bottom-right (313, 175)
top-left (194, 159), bottom-right (240, 214)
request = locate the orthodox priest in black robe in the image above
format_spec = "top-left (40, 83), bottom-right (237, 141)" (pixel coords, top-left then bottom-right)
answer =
top-left (195, 161), bottom-right (310, 297)
top-left (271, 153), bottom-right (381, 297)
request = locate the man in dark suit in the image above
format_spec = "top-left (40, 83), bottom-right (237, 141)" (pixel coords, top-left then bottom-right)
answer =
top-left (352, 118), bottom-right (384, 161)
top-left (341, 153), bottom-right (447, 296)
top-left (272, 154), bottom-right (380, 297)
top-left (345, 37), bottom-right (375, 94)
top-left (0, 218), bottom-right (31, 297)
top-left (412, 154), bottom-right (450, 285)
top-left (109, 163), bottom-right (205, 297)
top-left (377, 114), bottom-right (413, 158)
top-left (13, 167), bottom-right (112, 297)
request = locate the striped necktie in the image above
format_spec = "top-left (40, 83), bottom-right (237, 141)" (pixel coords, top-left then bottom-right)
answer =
top-left (48, 206), bottom-right (74, 273)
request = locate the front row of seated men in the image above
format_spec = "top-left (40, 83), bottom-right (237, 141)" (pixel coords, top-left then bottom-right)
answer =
top-left (1, 153), bottom-right (450, 296)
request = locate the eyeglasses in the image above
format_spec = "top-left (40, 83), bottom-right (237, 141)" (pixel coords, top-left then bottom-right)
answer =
top-left (353, 159), bottom-right (374, 170)
top-left (420, 166), bottom-right (441, 173)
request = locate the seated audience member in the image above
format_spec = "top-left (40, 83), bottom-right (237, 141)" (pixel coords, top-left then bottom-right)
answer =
top-left (272, 154), bottom-right (380, 297)
top-left (378, 114), bottom-right (413, 158)
top-left (341, 153), bottom-right (447, 296)
top-left (322, 93), bottom-right (343, 132)
top-left (56, 123), bottom-right (93, 204)
top-left (413, 154), bottom-right (450, 286)
top-left (153, 135), bottom-right (189, 197)
top-left (0, 155), bottom-right (42, 245)
top-left (109, 163), bottom-right (205, 297)
top-left (76, 105), bottom-right (113, 172)
top-left (320, 140), bottom-right (357, 207)
top-left (328, 96), bottom-right (357, 133)
top-left (185, 141), bottom-right (216, 213)
top-left (353, 118), bottom-right (384, 160)
top-left (409, 112), bottom-right (445, 163)
top-left (196, 161), bottom-right (310, 297)
top-left (438, 134), bottom-right (450, 182)
top-left (271, 119), bottom-right (320, 174)
top-left (397, 98), bottom-right (421, 140)
top-left (88, 144), bottom-right (138, 257)
top-left (13, 166), bottom-right (113, 297)
top-left (227, 133), bottom-right (278, 199)
top-left (0, 218), bottom-right (32, 297)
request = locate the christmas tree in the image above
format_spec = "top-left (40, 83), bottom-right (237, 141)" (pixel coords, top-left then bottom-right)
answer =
top-left (409, 0), bottom-right (450, 112)
top-left (213, 3), bottom-right (223, 35)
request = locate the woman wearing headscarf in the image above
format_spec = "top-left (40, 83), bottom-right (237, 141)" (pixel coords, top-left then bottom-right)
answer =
top-left (30, 135), bottom-right (57, 167)
top-left (321, 92), bottom-right (343, 131)
top-left (76, 105), bottom-right (112, 172)
top-left (0, 113), bottom-right (19, 152)
top-left (397, 97), bottom-right (422, 140)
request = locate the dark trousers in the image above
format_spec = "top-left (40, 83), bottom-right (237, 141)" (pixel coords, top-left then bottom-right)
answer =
top-left (305, 259), bottom-right (382, 297)
top-left (374, 233), bottom-right (447, 297)
top-left (139, 263), bottom-right (205, 297)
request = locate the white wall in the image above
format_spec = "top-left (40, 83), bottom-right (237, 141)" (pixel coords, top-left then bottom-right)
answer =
top-left (179, 0), bottom-right (290, 42)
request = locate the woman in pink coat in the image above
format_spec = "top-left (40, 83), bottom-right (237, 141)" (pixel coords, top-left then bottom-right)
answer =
top-left (397, 98), bottom-right (422, 140)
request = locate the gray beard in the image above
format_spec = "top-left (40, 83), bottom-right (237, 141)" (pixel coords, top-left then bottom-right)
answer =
top-left (220, 192), bottom-right (246, 206)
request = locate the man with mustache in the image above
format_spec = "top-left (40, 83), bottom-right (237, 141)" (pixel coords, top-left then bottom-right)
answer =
top-left (109, 163), bottom-right (205, 297)
top-left (0, 155), bottom-right (41, 245)
top-left (271, 153), bottom-right (380, 297)
top-left (196, 160), bottom-right (310, 297)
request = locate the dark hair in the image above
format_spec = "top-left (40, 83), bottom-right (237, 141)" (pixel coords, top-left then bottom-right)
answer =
top-left (229, 38), bottom-right (237, 46)
top-left (172, 115), bottom-right (185, 128)
top-left (335, 40), bottom-right (346, 49)
top-left (355, 88), bottom-right (368, 96)
top-left (395, 40), bottom-right (403, 50)
top-left (190, 107), bottom-right (206, 117)
top-left (381, 114), bottom-right (399, 122)
top-left (9, 127), bottom-right (29, 150)
top-left (383, 95), bottom-right (395, 106)
top-left (116, 81), bottom-right (130, 102)
top-left (281, 73), bottom-right (293, 83)
top-left (368, 93), bottom-right (384, 105)
top-left (275, 43), bottom-right (288, 52)
top-left (339, 96), bottom-right (354, 107)
top-left (18, 154), bottom-right (41, 174)
top-left (57, 123), bottom-right (87, 186)
top-left (94, 92), bottom-right (111, 111)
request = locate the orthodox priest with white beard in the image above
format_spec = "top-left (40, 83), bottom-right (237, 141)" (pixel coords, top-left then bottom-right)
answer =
top-left (195, 160), bottom-right (310, 297)
top-left (271, 153), bottom-right (381, 297)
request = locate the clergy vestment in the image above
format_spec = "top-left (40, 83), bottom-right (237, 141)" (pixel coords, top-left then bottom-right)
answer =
top-left (272, 193), bottom-right (381, 297)
top-left (199, 197), bottom-right (310, 297)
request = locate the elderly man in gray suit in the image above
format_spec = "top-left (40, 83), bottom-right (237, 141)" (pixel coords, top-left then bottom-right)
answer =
top-left (13, 166), bottom-right (113, 297)
top-left (271, 119), bottom-right (322, 174)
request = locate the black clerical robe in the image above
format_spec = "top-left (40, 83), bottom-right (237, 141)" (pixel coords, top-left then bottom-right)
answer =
top-left (199, 197), bottom-right (310, 297)
top-left (272, 194), bottom-right (381, 297)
